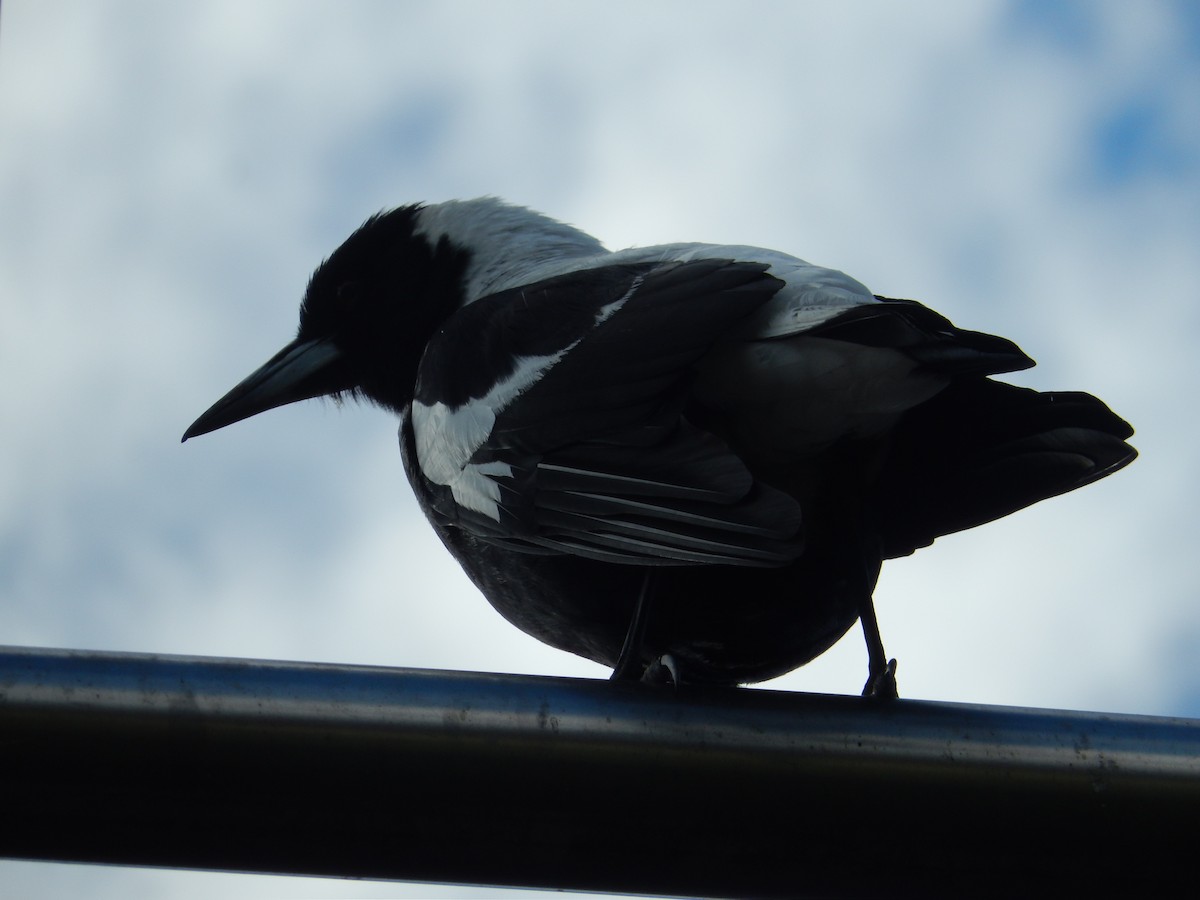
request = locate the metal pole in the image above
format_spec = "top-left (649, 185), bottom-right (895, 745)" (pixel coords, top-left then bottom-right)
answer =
top-left (1, 644), bottom-right (1197, 898)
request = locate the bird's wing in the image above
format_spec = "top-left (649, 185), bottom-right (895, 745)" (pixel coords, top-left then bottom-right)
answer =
top-left (804, 296), bottom-right (1035, 376)
top-left (409, 258), bottom-right (803, 567)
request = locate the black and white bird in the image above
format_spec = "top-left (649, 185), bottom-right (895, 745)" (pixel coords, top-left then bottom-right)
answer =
top-left (183, 198), bottom-right (1136, 696)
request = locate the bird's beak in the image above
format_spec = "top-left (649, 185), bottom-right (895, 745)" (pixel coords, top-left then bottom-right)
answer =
top-left (182, 337), bottom-right (355, 441)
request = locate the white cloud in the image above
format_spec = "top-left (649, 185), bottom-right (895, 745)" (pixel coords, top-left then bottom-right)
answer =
top-left (2, 0), bottom-right (1196, 896)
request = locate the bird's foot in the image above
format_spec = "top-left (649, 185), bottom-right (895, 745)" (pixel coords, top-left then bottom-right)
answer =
top-left (862, 657), bottom-right (899, 700)
top-left (641, 653), bottom-right (680, 687)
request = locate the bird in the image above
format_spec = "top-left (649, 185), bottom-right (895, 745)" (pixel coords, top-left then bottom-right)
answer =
top-left (183, 197), bottom-right (1137, 697)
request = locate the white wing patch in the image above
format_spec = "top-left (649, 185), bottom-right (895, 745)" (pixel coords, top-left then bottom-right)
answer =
top-left (413, 351), bottom-right (567, 519)
top-left (412, 282), bottom-right (642, 520)
top-left (595, 274), bottom-right (643, 324)
top-left (447, 459), bottom-right (515, 518)
top-left (412, 398), bottom-right (498, 484)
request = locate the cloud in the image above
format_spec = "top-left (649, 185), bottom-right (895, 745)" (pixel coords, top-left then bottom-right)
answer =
top-left (2, 1), bottom-right (1197, 896)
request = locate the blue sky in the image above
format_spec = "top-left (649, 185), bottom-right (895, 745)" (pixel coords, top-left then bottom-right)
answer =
top-left (2, 1), bottom-right (1198, 896)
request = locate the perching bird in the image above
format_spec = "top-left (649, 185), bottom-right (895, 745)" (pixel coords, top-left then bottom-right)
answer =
top-left (183, 198), bottom-right (1136, 697)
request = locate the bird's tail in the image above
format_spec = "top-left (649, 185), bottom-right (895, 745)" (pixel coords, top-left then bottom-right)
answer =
top-left (873, 378), bottom-right (1137, 558)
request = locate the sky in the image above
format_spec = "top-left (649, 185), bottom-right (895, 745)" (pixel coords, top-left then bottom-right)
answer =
top-left (1, 0), bottom-right (1198, 896)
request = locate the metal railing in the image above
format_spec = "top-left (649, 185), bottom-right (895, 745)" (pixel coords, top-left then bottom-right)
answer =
top-left (2, 644), bottom-right (1197, 898)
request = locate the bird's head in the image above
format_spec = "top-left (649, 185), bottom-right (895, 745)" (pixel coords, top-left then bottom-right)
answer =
top-left (182, 205), bottom-right (470, 441)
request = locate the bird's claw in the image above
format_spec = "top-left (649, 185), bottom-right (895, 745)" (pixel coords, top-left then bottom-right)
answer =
top-left (641, 653), bottom-right (680, 687)
top-left (863, 657), bottom-right (898, 700)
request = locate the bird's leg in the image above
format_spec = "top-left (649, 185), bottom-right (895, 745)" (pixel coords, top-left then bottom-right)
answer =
top-left (609, 571), bottom-right (678, 685)
top-left (610, 570), bottom-right (656, 681)
top-left (859, 591), bottom-right (898, 699)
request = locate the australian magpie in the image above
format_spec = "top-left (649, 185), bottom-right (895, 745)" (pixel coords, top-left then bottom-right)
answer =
top-left (183, 197), bottom-right (1136, 696)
